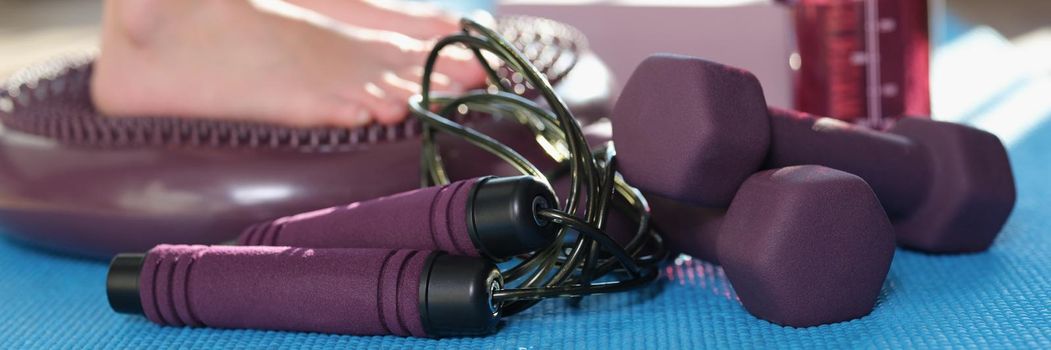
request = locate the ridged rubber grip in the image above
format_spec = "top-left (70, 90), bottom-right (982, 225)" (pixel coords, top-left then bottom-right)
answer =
top-left (137, 245), bottom-right (432, 337)
top-left (238, 178), bottom-right (482, 257)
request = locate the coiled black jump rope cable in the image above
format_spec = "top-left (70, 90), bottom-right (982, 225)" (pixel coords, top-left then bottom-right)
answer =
top-left (408, 19), bottom-right (667, 316)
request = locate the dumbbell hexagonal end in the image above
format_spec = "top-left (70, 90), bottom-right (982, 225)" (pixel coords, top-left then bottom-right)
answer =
top-left (888, 118), bottom-right (1016, 253)
top-left (718, 166), bottom-right (895, 327)
top-left (612, 54), bottom-right (770, 207)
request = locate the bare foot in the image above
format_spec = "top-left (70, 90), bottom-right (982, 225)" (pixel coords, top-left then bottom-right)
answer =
top-left (91, 0), bottom-right (486, 127)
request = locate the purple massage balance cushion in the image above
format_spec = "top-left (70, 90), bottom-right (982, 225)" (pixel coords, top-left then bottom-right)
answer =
top-left (0, 16), bottom-right (614, 258)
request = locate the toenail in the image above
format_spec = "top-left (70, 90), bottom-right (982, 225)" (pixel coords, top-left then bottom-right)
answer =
top-left (365, 83), bottom-right (386, 99)
top-left (0, 97), bottom-right (12, 113)
top-left (353, 110), bottom-right (369, 124)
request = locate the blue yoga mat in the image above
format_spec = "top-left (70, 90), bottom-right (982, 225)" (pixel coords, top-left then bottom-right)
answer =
top-left (2, 94), bottom-right (1049, 349)
top-left (1, 6), bottom-right (1049, 350)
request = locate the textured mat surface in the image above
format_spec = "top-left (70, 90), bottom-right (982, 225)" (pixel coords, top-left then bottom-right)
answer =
top-left (2, 5), bottom-right (1051, 349)
top-left (1, 117), bottom-right (1049, 349)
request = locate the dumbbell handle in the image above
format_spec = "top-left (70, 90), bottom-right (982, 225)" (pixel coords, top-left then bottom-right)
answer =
top-left (765, 107), bottom-right (931, 217)
top-left (238, 176), bottom-right (557, 260)
top-left (646, 194), bottom-right (723, 263)
top-left (107, 245), bottom-right (500, 337)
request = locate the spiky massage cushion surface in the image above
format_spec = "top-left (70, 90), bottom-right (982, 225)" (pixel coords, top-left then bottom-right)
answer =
top-left (0, 16), bottom-right (612, 258)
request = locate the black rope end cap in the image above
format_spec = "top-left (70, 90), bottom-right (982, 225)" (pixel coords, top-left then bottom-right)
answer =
top-left (468, 176), bottom-right (559, 260)
top-left (106, 253), bottom-right (145, 315)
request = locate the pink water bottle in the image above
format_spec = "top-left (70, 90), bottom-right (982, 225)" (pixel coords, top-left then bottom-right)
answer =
top-left (783, 0), bottom-right (931, 128)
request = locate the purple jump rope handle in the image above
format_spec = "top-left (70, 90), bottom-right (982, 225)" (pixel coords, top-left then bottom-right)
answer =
top-left (107, 245), bottom-right (501, 337)
top-left (238, 176), bottom-right (558, 260)
top-left (240, 178), bottom-right (480, 255)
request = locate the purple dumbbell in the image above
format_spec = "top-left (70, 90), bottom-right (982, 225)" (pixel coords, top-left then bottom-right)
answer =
top-left (107, 245), bottom-right (501, 337)
top-left (238, 176), bottom-right (557, 260)
top-left (650, 165), bottom-right (895, 327)
top-left (613, 54), bottom-right (1015, 253)
top-left (608, 54), bottom-right (900, 326)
